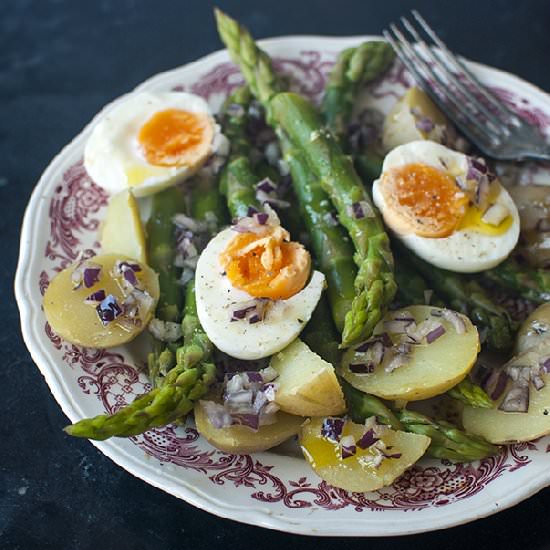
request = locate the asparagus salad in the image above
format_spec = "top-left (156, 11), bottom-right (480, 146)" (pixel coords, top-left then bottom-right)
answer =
top-left (42, 10), bottom-right (550, 493)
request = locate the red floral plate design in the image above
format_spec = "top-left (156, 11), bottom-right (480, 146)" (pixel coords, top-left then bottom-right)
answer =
top-left (15, 36), bottom-right (550, 536)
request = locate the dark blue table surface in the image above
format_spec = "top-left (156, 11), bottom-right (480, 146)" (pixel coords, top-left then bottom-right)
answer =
top-left (3, 1), bottom-right (550, 548)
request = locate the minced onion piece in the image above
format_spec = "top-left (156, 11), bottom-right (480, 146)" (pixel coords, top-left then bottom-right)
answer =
top-left (96, 294), bottom-right (122, 326)
top-left (230, 298), bottom-right (270, 324)
top-left (84, 289), bottom-right (106, 305)
top-left (323, 211), bottom-right (339, 227)
top-left (340, 435), bottom-right (357, 459)
top-left (356, 428), bottom-right (378, 450)
top-left (482, 368), bottom-right (509, 401)
top-left (321, 417), bottom-right (345, 443)
top-left (432, 309), bottom-right (466, 335)
top-left (349, 200), bottom-right (375, 220)
top-left (200, 401), bottom-right (234, 429)
top-left (499, 365), bottom-right (530, 413)
top-left (415, 116), bottom-right (435, 133)
top-left (173, 213), bottom-right (208, 234)
top-left (232, 204), bottom-right (280, 234)
top-left (349, 362), bottom-right (375, 374)
top-left (384, 353), bottom-right (410, 373)
top-left (82, 264), bottom-right (102, 288)
top-left (148, 318), bottom-right (183, 343)
top-left (482, 203), bottom-right (509, 226)
top-left (540, 356), bottom-right (550, 373)
top-left (426, 325), bottom-right (446, 344)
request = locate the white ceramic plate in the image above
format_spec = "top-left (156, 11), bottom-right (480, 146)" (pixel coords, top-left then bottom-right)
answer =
top-left (15, 35), bottom-right (550, 537)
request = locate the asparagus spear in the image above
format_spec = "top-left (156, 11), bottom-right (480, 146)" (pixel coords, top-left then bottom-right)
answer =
top-left (447, 378), bottom-right (493, 409)
top-left (146, 187), bottom-right (187, 383)
top-left (271, 92), bottom-right (397, 345)
top-left (341, 380), bottom-right (498, 461)
top-left (322, 41), bottom-right (394, 147)
top-left (483, 257), bottom-right (550, 304)
top-left (215, 9), bottom-right (396, 346)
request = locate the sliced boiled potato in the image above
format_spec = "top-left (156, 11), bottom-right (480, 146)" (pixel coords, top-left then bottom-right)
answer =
top-left (43, 254), bottom-right (159, 348)
top-left (516, 303), bottom-right (550, 354)
top-left (463, 373), bottom-right (550, 444)
top-left (340, 305), bottom-right (479, 401)
top-left (194, 400), bottom-right (305, 454)
top-left (270, 339), bottom-right (346, 417)
top-left (100, 189), bottom-right (147, 264)
top-left (382, 87), bottom-right (450, 152)
top-left (300, 417), bottom-right (430, 492)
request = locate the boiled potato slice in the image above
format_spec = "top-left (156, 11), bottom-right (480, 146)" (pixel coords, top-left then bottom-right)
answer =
top-left (382, 87), bottom-right (449, 152)
top-left (463, 373), bottom-right (550, 444)
top-left (43, 254), bottom-right (159, 348)
top-left (300, 417), bottom-right (430, 492)
top-left (100, 189), bottom-right (147, 264)
top-left (270, 339), bottom-right (346, 417)
top-left (194, 400), bottom-right (304, 454)
top-left (340, 305), bottom-right (479, 401)
top-left (516, 303), bottom-right (550, 354)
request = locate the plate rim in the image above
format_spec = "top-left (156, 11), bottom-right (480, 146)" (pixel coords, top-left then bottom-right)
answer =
top-left (14, 34), bottom-right (550, 537)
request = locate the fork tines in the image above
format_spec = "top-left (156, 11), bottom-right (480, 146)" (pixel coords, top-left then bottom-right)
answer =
top-left (383, 10), bottom-right (523, 149)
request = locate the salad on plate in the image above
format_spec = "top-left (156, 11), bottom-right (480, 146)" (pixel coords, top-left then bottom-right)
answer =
top-left (41, 10), bottom-right (550, 495)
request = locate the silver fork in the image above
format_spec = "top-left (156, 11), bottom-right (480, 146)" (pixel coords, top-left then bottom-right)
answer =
top-left (383, 10), bottom-right (550, 162)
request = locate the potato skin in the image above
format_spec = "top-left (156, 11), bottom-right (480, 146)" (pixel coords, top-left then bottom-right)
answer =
top-left (43, 254), bottom-right (159, 348)
top-left (194, 400), bottom-right (305, 454)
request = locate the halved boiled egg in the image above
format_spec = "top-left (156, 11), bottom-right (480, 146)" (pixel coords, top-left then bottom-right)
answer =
top-left (372, 141), bottom-right (520, 272)
top-left (84, 92), bottom-right (221, 197)
top-left (195, 211), bottom-right (325, 360)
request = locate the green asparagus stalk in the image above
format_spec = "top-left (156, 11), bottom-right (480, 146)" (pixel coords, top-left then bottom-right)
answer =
top-left (322, 41), bottom-right (394, 147)
top-left (447, 378), bottom-right (494, 409)
top-left (341, 380), bottom-right (498, 461)
top-left (146, 187), bottom-right (186, 383)
top-left (219, 86), bottom-right (261, 218)
top-left (483, 257), bottom-right (550, 304)
top-left (147, 187), bottom-right (186, 322)
top-left (64, 363), bottom-right (216, 440)
top-left (397, 409), bottom-right (499, 462)
top-left (280, 134), bottom-right (358, 331)
top-left (215, 9), bottom-right (396, 346)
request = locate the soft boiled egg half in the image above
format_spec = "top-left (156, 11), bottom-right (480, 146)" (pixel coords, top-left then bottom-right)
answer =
top-left (372, 141), bottom-right (520, 272)
top-left (195, 210), bottom-right (325, 360)
top-left (84, 92), bottom-right (221, 197)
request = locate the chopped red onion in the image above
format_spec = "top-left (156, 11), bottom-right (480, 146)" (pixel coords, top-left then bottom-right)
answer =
top-left (230, 299), bottom-right (269, 324)
top-left (83, 265), bottom-right (102, 288)
top-left (384, 353), bottom-right (410, 373)
top-left (173, 213), bottom-right (208, 233)
top-left (256, 212), bottom-right (269, 225)
top-left (426, 325), bottom-right (446, 344)
top-left (340, 435), bottom-right (357, 459)
top-left (482, 369), bottom-right (509, 400)
top-left (349, 200), bottom-right (375, 220)
top-left (323, 212), bottom-right (339, 227)
top-left (357, 428), bottom-right (378, 450)
top-left (531, 370), bottom-right (545, 391)
top-left (432, 309), bottom-right (466, 334)
top-left (246, 371), bottom-right (264, 383)
top-left (96, 294), bottom-right (122, 326)
top-left (499, 385), bottom-right (529, 413)
top-left (148, 318), bottom-right (183, 343)
top-left (231, 413), bottom-right (261, 430)
top-left (482, 203), bottom-right (509, 226)
top-left (355, 333), bottom-right (392, 353)
top-left (395, 342), bottom-right (412, 355)
top-left (321, 417), bottom-right (345, 443)
top-left (384, 452), bottom-right (402, 459)
top-left (256, 177), bottom-right (277, 194)
top-left (232, 204), bottom-right (280, 234)
top-left (84, 289), bottom-right (106, 305)
top-left (415, 116), bottom-right (435, 133)
top-left (200, 400), bottom-right (234, 429)
top-left (540, 356), bottom-right (550, 373)
top-left (349, 362), bottom-right (375, 374)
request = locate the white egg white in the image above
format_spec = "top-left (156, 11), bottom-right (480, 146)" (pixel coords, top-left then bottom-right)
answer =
top-left (195, 227), bottom-right (325, 360)
top-left (84, 92), bottom-right (220, 197)
top-left (372, 141), bottom-right (520, 273)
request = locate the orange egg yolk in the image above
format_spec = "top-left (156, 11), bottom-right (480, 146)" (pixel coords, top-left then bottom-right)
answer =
top-left (381, 163), bottom-right (469, 238)
top-left (137, 108), bottom-right (213, 167)
top-left (220, 226), bottom-right (311, 300)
